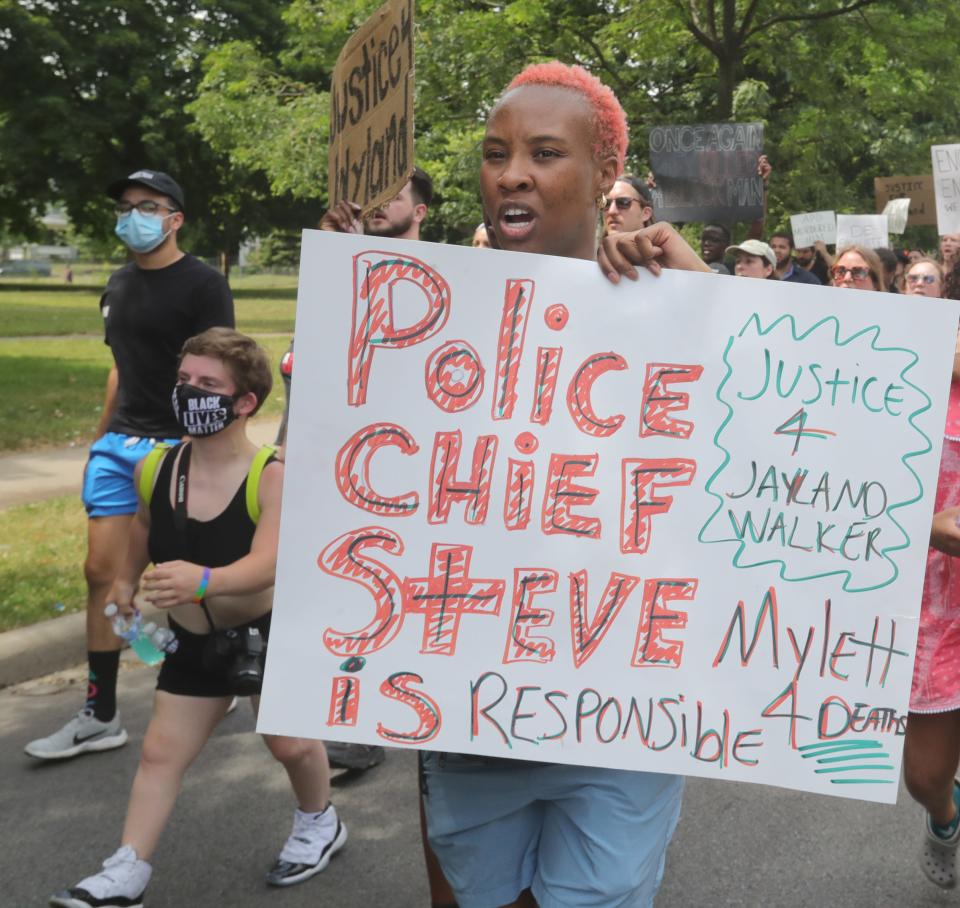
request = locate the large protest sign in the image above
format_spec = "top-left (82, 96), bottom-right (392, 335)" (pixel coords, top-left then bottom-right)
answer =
top-left (874, 175), bottom-right (937, 227)
top-left (259, 232), bottom-right (958, 804)
top-left (789, 211), bottom-right (836, 248)
top-left (648, 123), bottom-right (764, 222)
top-left (836, 214), bottom-right (889, 250)
top-left (932, 144), bottom-right (960, 236)
top-left (328, 0), bottom-right (414, 214)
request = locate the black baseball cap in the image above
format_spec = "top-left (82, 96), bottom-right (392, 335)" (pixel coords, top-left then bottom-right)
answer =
top-left (107, 169), bottom-right (185, 211)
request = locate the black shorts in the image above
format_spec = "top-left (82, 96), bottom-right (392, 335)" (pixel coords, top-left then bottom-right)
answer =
top-left (156, 612), bottom-right (271, 698)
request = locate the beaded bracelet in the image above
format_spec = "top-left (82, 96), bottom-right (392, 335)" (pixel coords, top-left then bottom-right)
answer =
top-left (193, 566), bottom-right (211, 603)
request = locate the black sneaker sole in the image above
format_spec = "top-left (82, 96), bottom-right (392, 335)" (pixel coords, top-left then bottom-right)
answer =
top-left (266, 822), bottom-right (348, 887)
top-left (49, 890), bottom-right (144, 907)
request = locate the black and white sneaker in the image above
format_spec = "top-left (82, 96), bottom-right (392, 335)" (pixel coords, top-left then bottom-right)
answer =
top-left (265, 804), bottom-right (347, 887)
top-left (49, 844), bottom-right (151, 908)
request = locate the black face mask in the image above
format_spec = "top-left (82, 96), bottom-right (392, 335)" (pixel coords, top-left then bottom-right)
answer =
top-left (172, 383), bottom-right (238, 436)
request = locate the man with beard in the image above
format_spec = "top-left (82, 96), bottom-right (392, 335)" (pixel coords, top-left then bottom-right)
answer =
top-left (769, 231), bottom-right (821, 285)
top-left (795, 241), bottom-right (832, 284)
top-left (271, 167), bottom-right (434, 772)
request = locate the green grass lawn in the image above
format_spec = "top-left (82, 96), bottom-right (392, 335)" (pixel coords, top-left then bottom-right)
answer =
top-left (0, 269), bottom-right (297, 630)
top-left (0, 333), bottom-right (292, 450)
top-left (0, 273), bottom-right (297, 337)
top-left (0, 494), bottom-right (88, 631)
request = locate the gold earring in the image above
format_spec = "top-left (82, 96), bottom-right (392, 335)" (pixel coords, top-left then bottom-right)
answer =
top-left (597, 193), bottom-right (607, 210)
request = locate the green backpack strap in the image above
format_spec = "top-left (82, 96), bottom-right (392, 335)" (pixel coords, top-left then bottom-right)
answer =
top-left (137, 442), bottom-right (174, 508)
top-left (245, 444), bottom-right (279, 524)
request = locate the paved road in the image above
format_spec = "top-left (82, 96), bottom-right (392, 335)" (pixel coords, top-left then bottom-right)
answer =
top-left (2, 659), bottom-right (956, 907)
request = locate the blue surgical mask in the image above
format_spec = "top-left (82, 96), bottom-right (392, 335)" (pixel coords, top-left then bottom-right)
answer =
top-left (115, 209), bottom-right (172, 253)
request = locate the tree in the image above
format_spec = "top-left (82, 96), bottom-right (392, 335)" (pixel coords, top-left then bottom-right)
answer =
top-left (0, 0), bottom-right (304, 267)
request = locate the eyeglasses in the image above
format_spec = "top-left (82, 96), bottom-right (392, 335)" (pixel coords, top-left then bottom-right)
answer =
top-left (831, 265), bottom-right (872, 281)
top-left (906, 273), bottom-right (937, 285)
top-left (603, 197), bottom-right (643, 212)
top-left (114, 200), bottom-right (178, 217)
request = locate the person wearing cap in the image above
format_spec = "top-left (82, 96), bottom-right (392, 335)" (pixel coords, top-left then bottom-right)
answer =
top-left (727, 238), bottom-right (778, 280)
top-left (25, 169), bottom-right (234, 762)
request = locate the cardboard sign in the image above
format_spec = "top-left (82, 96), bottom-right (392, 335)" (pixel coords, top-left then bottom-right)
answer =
top-left (874, 175), bottom-right (937, 227)
top-left (328, 0), bottom-right (414, 214)
top-left (932, 145), bottom-right (960, 236)
top-left (259, 232), bottom-right (959, 804)
top-left (836, 214), bottom-right (889, 250)
top-left (789, 211), bottom-right (836, 248)
top-left (648, 123), bottom-right (764, 223)
top-left (882, 198), bottom-right (911, 235)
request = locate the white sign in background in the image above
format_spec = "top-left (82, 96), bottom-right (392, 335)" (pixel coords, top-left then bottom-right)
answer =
top-left (789, 210), bottom-right (836, 248)
top-left (882, 198), bottom-right (911, 235)
top-left (259, 231), bottom-right (959, 804)
top-left (836, 214), bottom-right (889, 250)
top-left (932, 144), bottom-right (960, 236)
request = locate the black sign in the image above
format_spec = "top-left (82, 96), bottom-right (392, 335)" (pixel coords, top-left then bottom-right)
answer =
top-left (648, 123), bottom-right (764, 223)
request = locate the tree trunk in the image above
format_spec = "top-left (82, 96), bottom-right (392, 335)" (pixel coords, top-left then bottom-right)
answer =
top-left (716, 55), bottom-right (736, 119)
top-left (219, 249), bottom-right (231, 283)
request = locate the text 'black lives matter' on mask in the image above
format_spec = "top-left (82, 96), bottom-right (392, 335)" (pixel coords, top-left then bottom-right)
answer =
top-left (172, 383), bottom-right (238, 436)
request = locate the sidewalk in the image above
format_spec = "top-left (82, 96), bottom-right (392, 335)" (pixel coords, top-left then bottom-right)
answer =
top-left (0, 417), bottom-right (281, 687)
top-left (0, 416), bottom-right (281, 510)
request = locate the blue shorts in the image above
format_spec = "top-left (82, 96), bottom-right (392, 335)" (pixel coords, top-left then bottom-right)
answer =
top-left (81, 433), bottom-right (178, 518)
top-left (421, 754), bottom-right (683, 908)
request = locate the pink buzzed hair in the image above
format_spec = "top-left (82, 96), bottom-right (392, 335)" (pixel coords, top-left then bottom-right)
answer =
top-left (506, 62), bottom-right (628, 170)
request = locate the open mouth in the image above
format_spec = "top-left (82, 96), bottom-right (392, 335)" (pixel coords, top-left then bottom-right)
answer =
top-left (498, 204), bottom-right (536, 241)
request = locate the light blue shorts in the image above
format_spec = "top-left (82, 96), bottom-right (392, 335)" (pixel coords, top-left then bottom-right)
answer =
top-left (421, 753), bottom-right (683, 908)
top-left (81, 433), bottom-right (177, 518)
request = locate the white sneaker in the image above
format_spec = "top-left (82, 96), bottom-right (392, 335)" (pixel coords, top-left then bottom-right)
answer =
top-left (25, 709), bottom-right (128, 761)
top-left (265, 804), bottom-right (347, 887)
top-left (49, 844), bottom-right (152, 907)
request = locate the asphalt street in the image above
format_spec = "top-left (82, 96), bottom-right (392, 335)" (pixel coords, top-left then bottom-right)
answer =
top-left (2, 658), bottom-right (958, 907)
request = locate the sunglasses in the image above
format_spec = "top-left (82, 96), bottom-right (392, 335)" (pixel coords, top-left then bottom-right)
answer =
top-left (831, 265), bottom-right (872, 281)
top-left (906, 273), bottom-right (937, 285)
top-left (603, 197), bottom-right (644, 212)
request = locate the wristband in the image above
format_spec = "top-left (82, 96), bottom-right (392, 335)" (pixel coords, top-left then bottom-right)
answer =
top-left (193, 566), bottom-right (211, 603)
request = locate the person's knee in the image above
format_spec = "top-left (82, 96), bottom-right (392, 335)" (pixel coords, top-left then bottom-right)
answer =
top-left (139, 727), bottom-right (187, 775)
top-left (84, 540), bottom-right (124, 591)
top-left (264, 734), bottom-right (314, 766)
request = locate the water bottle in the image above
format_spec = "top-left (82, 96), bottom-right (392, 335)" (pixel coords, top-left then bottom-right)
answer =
top-left (104, 604), bottom-right (178, 666)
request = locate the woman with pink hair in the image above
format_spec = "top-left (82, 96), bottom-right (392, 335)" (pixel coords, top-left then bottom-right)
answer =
top-left (419, 61), bottom-right (708, 908)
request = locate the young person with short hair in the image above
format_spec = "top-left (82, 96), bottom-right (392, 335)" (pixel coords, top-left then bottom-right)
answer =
top-left (50, 329), bottom-right (342, 908)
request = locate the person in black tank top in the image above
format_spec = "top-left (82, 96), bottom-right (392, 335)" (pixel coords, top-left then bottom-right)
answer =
top-left (50, 330), bottom-right (344, 908)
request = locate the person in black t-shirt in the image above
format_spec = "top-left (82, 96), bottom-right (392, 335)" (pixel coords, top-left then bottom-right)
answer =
top-left (25, 170), bottom-right (235, 762)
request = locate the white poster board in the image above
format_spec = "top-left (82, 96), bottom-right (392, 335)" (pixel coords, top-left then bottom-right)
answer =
top-left (932, 144), bottom-right (960, 236)
top-left (259, 231), bottom-right (959, 804)
top-left (836, 214), bottom-right (889, 250)
top-left (789, 210), bottom-right (836, 248)
top-left (882, 198), bottom-right (911, 235)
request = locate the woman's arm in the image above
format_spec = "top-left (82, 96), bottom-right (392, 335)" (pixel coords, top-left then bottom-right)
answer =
top-left (599, 222), bottom-right (712, 284)
top-left (141, 460), bottom-right (284, 607)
